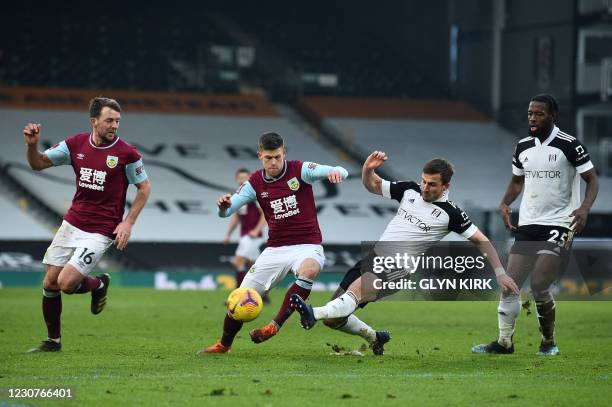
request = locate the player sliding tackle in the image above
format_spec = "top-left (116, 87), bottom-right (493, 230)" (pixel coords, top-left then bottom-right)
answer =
top-left (290, 151), bottom-right (519, 350)
top-left (198, 132), bottom-right (348, 354)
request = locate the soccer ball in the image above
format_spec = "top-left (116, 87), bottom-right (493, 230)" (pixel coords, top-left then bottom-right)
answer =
top-left (226, 287), bottom-right (263, 322)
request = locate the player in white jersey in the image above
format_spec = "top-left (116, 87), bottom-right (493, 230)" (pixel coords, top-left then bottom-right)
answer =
top-left (473, 94), bottom-right (599, 356)
top-left (290, 151), bottom-right (519, 354)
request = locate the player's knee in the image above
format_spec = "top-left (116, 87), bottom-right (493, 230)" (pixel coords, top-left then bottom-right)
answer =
top-left (532, 286), bottom-right (553, 303)
top-left (57, 276), bottom-right (77, 294)
top-left (43, 275), bottom-right (60, 291)
top-left (530, 281), bottom-right (552, 301)
top-left (297, 259), bottom-right (321, 280)
top-left (323, 317), bottom-right (348, 329)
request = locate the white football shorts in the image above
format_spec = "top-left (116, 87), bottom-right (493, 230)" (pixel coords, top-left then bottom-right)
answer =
top-left (43, 220), bottom-right (113, 276)
top-left (235, 235), bottom-right (265, 261)
top-left (241, 244), bottom-right (325, 295)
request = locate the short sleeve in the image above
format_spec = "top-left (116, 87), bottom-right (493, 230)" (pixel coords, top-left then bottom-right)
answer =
top-left (512, 145), bottom-right (524, 176)
top-left (125, 159), bottom-right (148, 184)
top-left (442, 201), bottom-right (477, 237)
top-left (381, 180), bottom-right (420, 202)
top-left (124, 147), bottom-right (147, 184)
top-left (567, 139), bottom-right (594, 174)
top-left (44, 141), bottom-right (71, 166)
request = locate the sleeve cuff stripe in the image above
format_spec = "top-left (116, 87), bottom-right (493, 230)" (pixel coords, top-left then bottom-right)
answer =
top-left (576, 161), bottom-right (594, 174)
top-left (381, 180), bottom-right (391, 198)
top-left (512, 165), bottom-right (524, 176)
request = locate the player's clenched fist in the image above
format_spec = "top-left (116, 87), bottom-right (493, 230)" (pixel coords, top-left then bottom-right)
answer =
top-left (217, 194), bottom-right (232, 210)
top-left (327, 170), bottom-right (344, 184)
top-left (23, 123), bottom-right (42, 145)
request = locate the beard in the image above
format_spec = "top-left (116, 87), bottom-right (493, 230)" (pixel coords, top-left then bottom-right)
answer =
top-left (99, 130), bottom-right (116, 142)
top-left (528, 124), bottom-right (552, 138)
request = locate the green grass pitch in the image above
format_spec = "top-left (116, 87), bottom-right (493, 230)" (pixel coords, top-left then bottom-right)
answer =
top-left (1, 288), bottom-right (610, 406)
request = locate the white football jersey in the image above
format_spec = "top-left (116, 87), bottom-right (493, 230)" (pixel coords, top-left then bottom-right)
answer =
top-left (512, 126), bottom-right (593, 228)
top-left (375, 180), bottom-right (478, 257)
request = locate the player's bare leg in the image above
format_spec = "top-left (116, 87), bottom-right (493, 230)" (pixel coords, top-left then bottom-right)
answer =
top-left (531, 254), bottom-right (562, 355)
top-left (56, 265), bottom-right (109, 314)
top-left (473, 254), bottom-right (533, 354)
top-left (249, 258), bottom-right (319, 343)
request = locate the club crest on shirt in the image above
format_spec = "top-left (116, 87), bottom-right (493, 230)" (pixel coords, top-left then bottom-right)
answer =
top-left (287, 177), bottom-right (300, 191)
top-left (106, 155), bottom-right (118, 169)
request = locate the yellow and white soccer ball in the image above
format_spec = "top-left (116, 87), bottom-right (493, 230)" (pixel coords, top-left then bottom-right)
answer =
top-left (226, 287), bottom-right (263, 322)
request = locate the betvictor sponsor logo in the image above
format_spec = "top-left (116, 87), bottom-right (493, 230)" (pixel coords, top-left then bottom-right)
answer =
top-left (397, 208), bottom-right (431, 231)
top-left (525, 170), bottom-right (561, 179)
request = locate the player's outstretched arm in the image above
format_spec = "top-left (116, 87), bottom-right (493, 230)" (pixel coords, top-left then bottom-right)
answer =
top-left (114, 179), bottom-right (151, 251)
top-left (361, 150), bottom-right (388, 195)
top-left (23, 123), bottom-right (53, 171)
top-left (499, 175), bottom-right (524, 231)
top-left (570, 169), bottom-right (599, 233)
top-left (301, 162), bottom-right (349, 184)
top-left (218, 181), bottom-right (256, 218)
top-left (468, 230), bottom-right (520, 294)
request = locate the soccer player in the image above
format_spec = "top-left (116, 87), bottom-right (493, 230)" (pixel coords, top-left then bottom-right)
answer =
top-left (24, 97), bottom-right (151, 352)
top-left (472, 94), bottom-right (598, 356)
top-left (290, 151), bottom-right (519, 352)
top-left (223, 168), bottom-right (266, 288)
top-left (198, 132), bottom-right (348, 354)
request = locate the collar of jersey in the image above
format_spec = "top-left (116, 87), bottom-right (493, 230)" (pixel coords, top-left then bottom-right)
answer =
top-left (419, 190), bottom-right (448, 203)
top-left (89, 133), bottom-right (120, 150)
top-left (262, 160), bottom-right (288, 183)
top-left (534, 125), bottom-right (559, 147)
top-left (433, 190), bottom-right (449, 203)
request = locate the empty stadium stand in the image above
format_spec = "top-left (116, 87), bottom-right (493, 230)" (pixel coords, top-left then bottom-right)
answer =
top-left (299, 97), bottom-right (612, 214)
top-left (0, 91), bottom-right (396, 244)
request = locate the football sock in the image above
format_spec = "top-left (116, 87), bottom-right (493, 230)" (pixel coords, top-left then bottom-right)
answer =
top-left (536, 300), bottom-right (556, 342)
top-left (42, 289), bottom-right (62, 340)
top-left (235, 271), bottom-right (246, 287)
top-left (335, 314), bottom-right (377, 344)
top-left (220, 314), bottom-right (243, 347)
top-left (497, 294), bottom-right (520, 348)
top-left (73, 276), bottom-right (102, 294)
top-left (313, 291), bottom-right (359, 320)
top-left (273, 277), bottom-right (313, 328)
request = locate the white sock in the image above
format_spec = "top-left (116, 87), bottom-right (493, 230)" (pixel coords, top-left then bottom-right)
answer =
top-left (497, 295), bottom-right (520, 347)
top-left (313, 292), bottom-right (358, 320)
top-left (336, 314), bottom-right (377, 344)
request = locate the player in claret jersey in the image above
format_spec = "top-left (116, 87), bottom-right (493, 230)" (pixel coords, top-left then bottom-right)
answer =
top-left (472, 94), bottom-right (599, 356)
top-left (198, 132), bottom-right (348, 354)
top-left (24, 97), bottom-right (151, 352)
